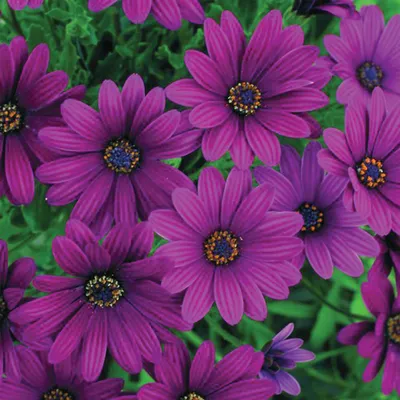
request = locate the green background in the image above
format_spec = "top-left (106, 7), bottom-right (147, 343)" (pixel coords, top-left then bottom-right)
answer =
top-left (0, 0), bottom-right (398, 398)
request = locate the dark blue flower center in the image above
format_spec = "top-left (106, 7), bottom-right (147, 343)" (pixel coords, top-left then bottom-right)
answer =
top-left (227, 82), bottom-right (262, 116)
top-left (356, 156), bottom-right (386, 189)
top-left (104, 138), bottom-right (140, 174)
top-left (42, 387), bottom-right (74, 400)
top-left (204, 230), bottom-right (240, 265)
top-left (85, 275), bottom-right (124, 308)
top-left (0, 102), bottom-right (24, 135)
top-left (0, 295), bottom-right (8, 323)
top-left (387, 314), bottom-right (400, 345)
top-left (357, 62), bottom-right (384, 91)
top-left (180, 393), bottom-right (205, 400)
top-left (297, 203), bottom-right (324, 233)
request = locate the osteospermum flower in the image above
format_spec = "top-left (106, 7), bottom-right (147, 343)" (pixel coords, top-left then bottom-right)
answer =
top-left (37, 75), bottom-right (201, 229)
top-left (0, 240), bottom-right (36, 380)
top-left (138, 341), bottom-right (277, 400)
top-left (149, 166), bottom-right (304, 325)
top-left (319, 88), bottom-right (400, 236)
top-left (369, 232), bottom-right (400, 290)
top-left (166, 10), bottom-right (330, 169)
top-left (88, 0), bottom-right (204, 30)
top-left (338, 274), bottom-right (400, 396)
top-left (0, 347), bottom-right (124, 400)
top-left (7, 0), bottom-right (43, 10)
top-left (0, 37), bottom-right (85, 205)
top-left (325, 5), bottom-right (400, 106)
top-left (9, 220), bottom-right (192, 382)
top-left (259, 323), bottom-right (315, 396)
top-left (293, 0), bottom-right (356, 18)
top-left (255, 141), bottom-right (379, 279)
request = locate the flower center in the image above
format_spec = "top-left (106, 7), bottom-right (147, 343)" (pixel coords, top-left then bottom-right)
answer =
top-left (356, 157), bottom-right (386, 189)
top-left (204, 230), bottom-right (240, 266)
top-left (357, 62), bottom-right (384, 91)
top-left (42, 387), bottom-right (74, 400)
top-left (227, 82), bottom-right (262, 116)
top-left (297, 203), bottom-right (324, 233)
top-left (85, 275), bottom-right (124, 308)
top-left (103, 138), bottom-right (140, 174)
top-left (180, 393), bottom-right (205, 400)
top-left (387, 314), bottom-right (400, 345)
top-left (0, 295), bottom-right (8, 323)
top-left (0, 102), bottom-right (24, 135)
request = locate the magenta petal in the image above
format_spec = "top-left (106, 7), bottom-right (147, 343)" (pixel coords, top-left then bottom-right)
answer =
top-left (33, 275), bottom-right (84, 292)
top-left (245, 118), bottom-right (281, 166)
top-left (214, 267), bottom-right (243, 325)
top-left (0, 241), bottom-right (8, 287)
top-left (301, 141), bottom-right (324, 203)
top-left (230, 131), bottom-right (254, 169)
top-left (7, 257), bottom-right (36, 289)
top-left (305, 235), bottom-right (333, 279)
top-left (122, 74), bottom-right (145, 128)
top-left (122, 0), bottom-right (151, 23)
top-left (345, 102), bottom-right (367, 162)
top-left (182, 266), bottom-right (214, 323)
top-left (202, 118), bottom-right (238, 161)
top-left (5, 135), bottom-right (34, 205)
top-left (52, 236), bottom-right (91, 277)
top-left (48, 304), bottom-right (93, 364)
top-left (61, 99), bottom-right (110, 142)
top-left (114, 175), bottom-right (137, 225)
top-left (189, 341), bottom-right (215, 391)
top-left (151, 0), bottom-right (182, 30)
top-left (368, 191), bottom-right (392, 236)
top-left (318, 149), bottom-right (349, 177)
top-left (0, 45), bottom-right (15, 102)
top-left (230, 184), bottom-right (275, 235)
top-left (220, 167), bottom-right (252, 228)
top-left (327, 235), bottom-right (364, 277)
top-left (20, 70), bottom-right (68, 111)
top-left (70, 169), bottom-right (114, 225)
top-left (162, 261), bottom-right (202, 294)
top-left (172, 188), bottom-right (212, 236)
top-left (81, 311), bottom-right (108, 382)
top-left (130, 87), bottom-right (165, 136)
top-left (190, 102), bottom-right (232, 129)
top-left (204, 18), bottom-right (237, 85)
top-left (98, 80), bottom-right (126, 138)
top-left (324, 128), bottom-right (353, 165)
top-left (198, 167), bottom-right (225, 228)
top-left (256, 109), bottom-right (310, 138)
top-left (337, 321), bottom-right (373, 345)
top-left (280, 145), bottom-right (301, 194)
top-left (184, 50), bottom-right (227, 96)
top-left (166, 78), bottom-right (221, 107)
top-left (17, 43), bottom-right (49, 95)
top-left (149, 209), bottom-right (200, 242)
top-left (88, 0), bottom-right (118, 12)
top-left (136, 110), bottom-right (180, 148)
top-left (177, 0), bottom-right (204, 24)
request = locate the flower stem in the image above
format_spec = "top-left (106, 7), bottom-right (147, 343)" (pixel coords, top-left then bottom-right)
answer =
top-left (301, 277), bottom-right (374, 322)
top-left (204, 314), bottom-right (243, 348)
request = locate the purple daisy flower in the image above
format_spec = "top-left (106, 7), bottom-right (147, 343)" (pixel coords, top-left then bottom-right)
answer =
top-left (293, 0), bottom-right (356, 18)
top-left (369, 232), bottom-right (400, 290)
top-left (259, 323), bottom-right (315, 396)
top-left (9, 220), bottom-right (192, 382)
top-left (7, 0), bottom-right (43, 10)
top-left (88, 0), bottom-right (204, 30)
top-left (338, 274), bottom-right (400, 396)
top-left (166, 11), bottom-right (330, 169)
top-left (0, 240), bottom-right (36, 380)
top-left (254, 141), bottom-right (380, 279)
top-left (138, 340), bottom-right (277, 400)
top-left (37, 75), bottom-right (201, 230)
top-left (319, 87), bottom-right (400, 236)
top-left (325, 5), bottom-right (400, 107)
top-left (0, 37), bottom-right (85, 205)
top-left (0, 346), bottom-right (124, 400)
top-left (149, 166), bottom-right (304, 325)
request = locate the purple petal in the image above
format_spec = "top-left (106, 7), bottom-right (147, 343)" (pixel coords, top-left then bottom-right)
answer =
top-left (245, 117), bottom-right (281, 166)
top-left (301, 141), bottom-right (324, 203)
top-left (122, 73), bottom-right (145, 127)
top-left (190, 341), bottom-right (215, 391)
top-left (337, 321), bottom-right (373, 345)
top-left (305, 235), bottom-right (333, 279)
top-left (114, 175), bottom-right (137, 225)
top-left (151, 0), bottom-right (182, 30)
top-left (229, 131), bottom-right (254, 169)
top-left (324, 128), bottom-right (353, 165)
top-left (122, 0), bottom-right (151, 23)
